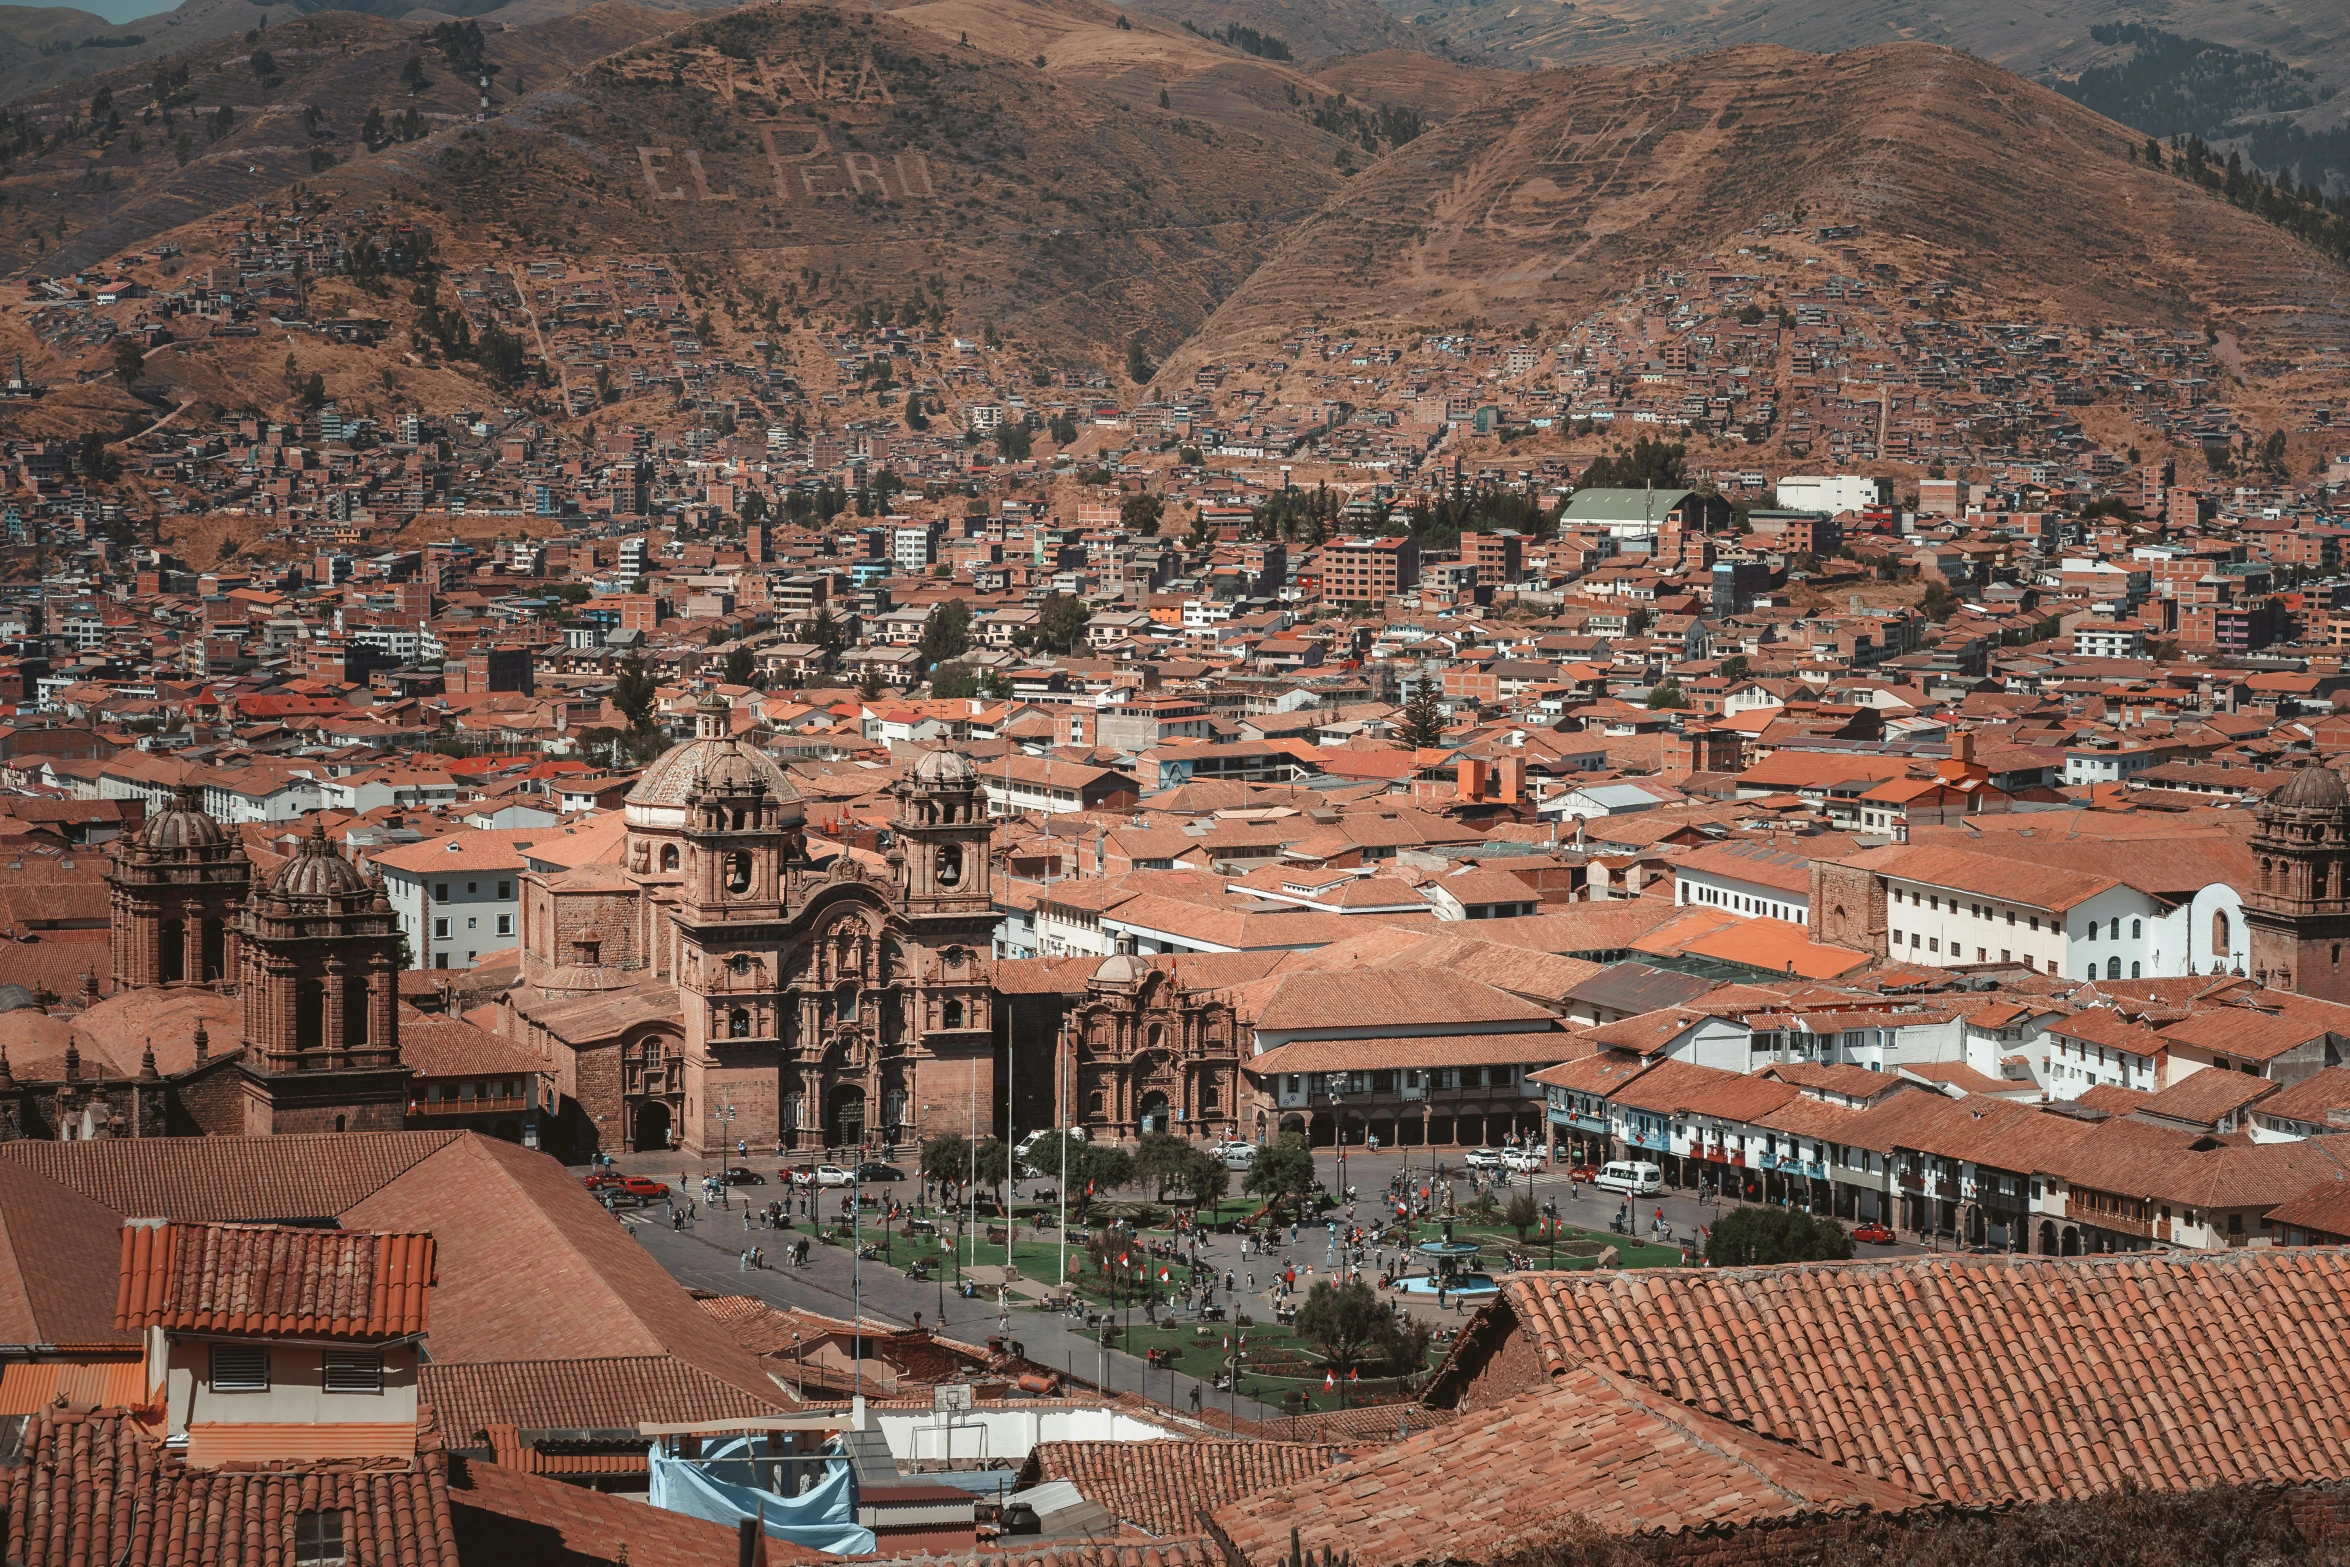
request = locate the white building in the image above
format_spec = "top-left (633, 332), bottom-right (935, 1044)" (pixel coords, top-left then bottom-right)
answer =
top-left (1774, 474), bottom-right (1888, 514)
top-left (2071, 623), bottom-right (2148, 659)
top-left (371, 833), bottom-right (531, 970)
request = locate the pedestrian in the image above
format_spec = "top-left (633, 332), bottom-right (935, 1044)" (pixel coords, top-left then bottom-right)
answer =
top-left (738, 1249), bottom-right (748, 1272)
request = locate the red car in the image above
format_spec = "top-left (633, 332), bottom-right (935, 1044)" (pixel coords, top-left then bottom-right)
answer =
top-left (582, 1173), bottom-right (626, 1192)
top-left (1566, 1164), bottom-right (1602, 1183)
top-left (1853, 1222), bottom-right (1896, 1245)
top-left (611, 1175), bottom-right (668, 1199)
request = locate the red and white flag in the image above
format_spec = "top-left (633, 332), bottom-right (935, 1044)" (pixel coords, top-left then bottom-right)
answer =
top-left (1323, 1370), bottom-right (1335, 1391)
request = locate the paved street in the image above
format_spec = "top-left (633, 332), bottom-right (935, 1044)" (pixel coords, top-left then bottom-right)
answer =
top-left (589, 1141), bottom-right (1929, 1421)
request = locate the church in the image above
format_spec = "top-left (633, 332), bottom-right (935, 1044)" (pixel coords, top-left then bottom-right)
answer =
top-left (498, 692), bottom-right (1000, 1159)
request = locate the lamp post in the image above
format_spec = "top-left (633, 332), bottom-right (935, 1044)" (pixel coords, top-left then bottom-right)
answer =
top-left (792, 1331), bottom-right (803, 1396)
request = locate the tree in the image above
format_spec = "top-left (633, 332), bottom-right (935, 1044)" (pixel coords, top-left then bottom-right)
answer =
top-left (932, 662), bottom-right (980, 699)
top-left (1920, 579), bottom-right (1958, 622)
top-left (920, 1133), bottom-right (973, 1197)
top-left (808, 607), bottom-right (848, 654)
top-left (1244, 1132), bottom-right (1317, 1214)
top-left (111, 337), bottom-right (145, 383)
top-left (300, 371), bottom-right (326, 410)
top-left (1294, 1279), bottom-right (1425, 1376)
top-left (1124, 334), bottom-right (1155, 384)
top-left (971, 1137), bottom-right (1011, 1205)
top-left (1573, 437), bottom-right (1686, 491)
top-left (362, 105), bottom-right (385, 147)
top-left (76, 432), bottom-right (120, 484)
top-left (919, 600), bottom-right (971, 668)
top-left (1505, 1189), bottom-right (1539, 1242)
top-left (1646, 678), bottom-right (1689, 710)
top-left (1396, 685), bottom-right (1445, 750)
top-left (723, 644), bottom-right (754, 687)
top-left (1119, 491), bottom-right (1164, 536)
top-left (857, 662), bottom-right (885, 701)
top-left (400, 56), bottom-right (428, 93)
top-left (250, 47), bottom-right (276, 77)
top-left (1134, 1133), bottom-right (1190, 1199)
top-left (1716, 654), bottom-right (1749, 681)
top-left (612, 654), bottom-right (658, 730)
top-left (1036, 593), bottom-right (1091, 654)
top-left (1703, 1205), bottom-right (1853, 1267)
top-left (1158, 86), bottom-right (1170, 109)
top-left (1179, 1148), bottom-right (1231, 1210)
top-left (994, 422), bottom-right (1033, 461)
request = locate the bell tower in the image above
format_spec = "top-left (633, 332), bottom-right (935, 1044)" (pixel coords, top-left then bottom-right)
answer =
top-left (891, 749), bottom-right (993, 916)
top-left (108, 785), bottom-right (250, 992)
top-left (2245, 762), bottom-right (2350, 999)
top-left (237, 822), bottom-right (407, 1134)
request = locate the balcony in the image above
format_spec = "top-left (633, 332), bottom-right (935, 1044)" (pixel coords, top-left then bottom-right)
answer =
top-left (1628, 1127), bottom-right (1671, 1154)
top-left (413, 1094), bottom-right (530, 1116)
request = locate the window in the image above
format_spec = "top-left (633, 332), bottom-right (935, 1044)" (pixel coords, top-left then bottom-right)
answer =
top-left (727, 851), bottom-right (752, 893)
top-left (496, 915), bottom-right (513, 937)
top-left (433, 953), bottom-right (449, 970)
top-left (210, 1344), bottom-right (269, 1391)
top-left (467, 883), bottom-right (477, 895)
top-left (660, 844), bottom-right (680, 872)
top-left (323, 1351), bottom-right (383, 1394)
top-left (2213, 909), bottom-right (2231, 955)
top-left (497, 881), bottom-right (512, 900)
top-left (729, 1008), bottom-right (751, 1039)
top-left (294, 1510), bottom-right (347, 1567)
top-left (2131, 919), bottom-right (2143, 940)
top-left (2107, 957), bottom-right (2122, 979)
top-left (835, 983), bottom-right (859, 1022)
top-left (434, 883), bottom-right (449, 903)
top-left (942, 998), bottom-right (964, 1029)
top-left (433, 918), bottom-right (449, 939)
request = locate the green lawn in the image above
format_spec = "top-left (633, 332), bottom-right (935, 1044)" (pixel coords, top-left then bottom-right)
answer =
top-left (1091, 1317), bottom-right (1441, 1414)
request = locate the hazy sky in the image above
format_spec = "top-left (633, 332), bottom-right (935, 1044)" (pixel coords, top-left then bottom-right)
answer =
top-left (8, 0), bottom-right (199, 26)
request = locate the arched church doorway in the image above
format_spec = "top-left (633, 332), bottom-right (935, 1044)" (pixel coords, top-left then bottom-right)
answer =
top-left (828, 1086), bottom-right (867, 1151)
top-left (1138, 1091), bottom-right (1171, 1135)
top-left (634, 1101), bottom-right (672, 1151)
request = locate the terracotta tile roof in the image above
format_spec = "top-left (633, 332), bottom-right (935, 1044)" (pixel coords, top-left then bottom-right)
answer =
top-left (2263, 1178), bottom-right (2350, 1239)
top-left (1835, 842), bottom-right (2118, 911)
top-left (1026, 1439), bottom-right (1344, 1536)
top-left (940, 1540), bottom-right (1221, 1567)
top-left (116, 1222), bottom-right (435, 1341)
top-left (2133, 1067), bottom-right (2279, 1125)
top-left (2156, 994), bottom-right (2350, 1063)
top-left (0, 1157), bottom-right (139, 1348)
top-left (1496, 1249), bottom-right (2350, 1504)
top-left (0, 1131), bottom-right (462, 1223)
top-left (2254, 1065), bottom-right (2350, 1126)
top-left (2, 1409), bottom-right (457, 1567)
top-left (448, 1451), bottom-right (827, 1567)
top-left (1250, 968), bottom-right (1555, 1034)
top-left (421, 1355), bottom-right (781, 1441)
top-left (1211, 1364), bottom-right (1928, 1567)
top-left (1238, 1402), bottom-right (1458, 1443)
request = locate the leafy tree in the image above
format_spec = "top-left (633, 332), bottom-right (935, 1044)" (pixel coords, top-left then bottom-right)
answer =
top-left (1135, 1133), bottom-right (1197, 1200)
top-left (723, 644), bottom-right (754, 686)
top-left (932, 662), bottom-right (980, 699)
top-left (1295, 1279), bottom-right (1427, 1376)
top-left (994, 422), bottom-right (1032, 460)
top-left (1920, 579), bottom-right (1958, 622)
top-left (1179, 1148), bottom-right (1231, 1209)
top-left (111, 338), bottom-right (145, 383)
top-left (1736, 302), bottom-right (1765, 325)
top-left (808, 607), bottom-right (847, 654)
top-left (920, 1133), bottom-right (973, 1196)
top-left (250, 47), bottom-right (275, 77)
top-left (300, 371), bottom-right (326, 410)
top-left (400, 56), bottom-right (428, 93)
top-left (76, 432), bottom-right (121, 483)
top-left (1244, 1132), bottom-right (1317, 1214)
top-left (919, 600), bottom-right (971, 668)
top-left (857, 663), bottom-right (885, 700)
top-left (1716, 654), bottom-right (1749, 681)
top-left (1647, 678), bottom-right (1689, 711)
top-left (362, 105), bottom-right (385, 148)
top-left (971, 1137), bottom-right (1011, 1204)
top-left (1574, 437), bottom-right (1686, 491)
top-left (476, 323), bottom-right (528, 387)
top-left (1124, 334), bottom-right (1155, 384)
top-left (1396, 684), bottom-right (1445, 749)
top-left (1036, 593), bottom-right (1091, 654)
top-left (1703, 1205), bottom-right (1853, 1267)
top-left (1119, 491), bottom-right (1164, 536)
top-left (612, 654), bottom-right (658, 729)
top-left (1505, 1189), bottom-right (1538, 1242)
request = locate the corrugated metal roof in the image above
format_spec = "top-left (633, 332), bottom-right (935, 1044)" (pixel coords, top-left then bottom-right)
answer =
top-left (184, 1420), bottom-right (418, 1468)
top-left (0, 1359), bottom-right (150, 1416)
top-left (116, 1222), bottom-right (435, 1340)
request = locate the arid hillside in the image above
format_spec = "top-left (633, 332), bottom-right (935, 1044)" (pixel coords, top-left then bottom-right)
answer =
top-left (1165, 42), bottom-right (2350, 377)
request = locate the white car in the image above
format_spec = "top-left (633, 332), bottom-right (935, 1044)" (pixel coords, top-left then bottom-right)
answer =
top-left (1500, 1148), bottom-right (1545, 1174)
top-left (1463, 1147), bottom-right (1504, 1171)
top-left (812, 1165), bottom-right (855, 1187)
top-left (1216, 1140), bottom-right (1259, 1171)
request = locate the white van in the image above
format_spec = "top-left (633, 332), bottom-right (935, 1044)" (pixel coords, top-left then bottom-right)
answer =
top-left (1594, 1160), bottom-right (1662, 1196)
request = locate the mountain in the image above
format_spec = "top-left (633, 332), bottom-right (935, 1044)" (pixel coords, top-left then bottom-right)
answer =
top-left (1368, 0), bottom-right (2350, 187)
top-left (1164, 42), bottom-right (2350, 377)
top-left (1107, 0), bottom-right (1446, 65)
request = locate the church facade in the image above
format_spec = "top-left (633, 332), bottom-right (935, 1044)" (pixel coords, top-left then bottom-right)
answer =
top-left (500, 693), bottom-right (999, 1159)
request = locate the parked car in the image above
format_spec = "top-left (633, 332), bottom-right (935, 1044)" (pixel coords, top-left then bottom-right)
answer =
top-left (1853, 1222), bottom-right (1897, 1246)
top-left (1463, 1147), bottom-right (1504, 1171)
top-left (782, 1165), bottom-right (818, 1187)
top-left (615, 1175), bottom-right (668, 1199)
top-left (813, 1165), bottom-right (856, 1187)
top-left (853, 1162), bottom-right (906, 1184)
top-left (1566, 1164), bottom-right (1602, 1184)
top-left (1500, 1148), bottom-right (1545, 1174)
top-left (1217, 1140), bottom-right (1259, 1171)
top-left (720, 1167), bottom-right (766, 1186)
top-left (582, 1173), bottom-right (626, 1192)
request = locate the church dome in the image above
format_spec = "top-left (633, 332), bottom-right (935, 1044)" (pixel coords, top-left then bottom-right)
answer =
top-left (629, 738), bottom-right (801, 811)
top-left (1091, 949), bottom-right (1148, 989)
top-left (138, 785), bottom-right (227, 852)
top-left (2268, 763), bottom-right (2348, 814)
top-left (271, 822), bottom-right (370, 899)
top-left (907, 747), bottom-right (978, 789)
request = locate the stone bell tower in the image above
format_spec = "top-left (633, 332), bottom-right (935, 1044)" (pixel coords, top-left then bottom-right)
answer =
top-left (108, 785), bottom-right (250, 992)
top-left (237, 821), bottom-right (407, 1134)
top-left (2245, 761), bottom-right (2350, 999)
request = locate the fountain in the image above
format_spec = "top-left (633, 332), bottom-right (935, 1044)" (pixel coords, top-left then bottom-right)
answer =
top-left (1397, 1187), bottom-right (1499, 1298)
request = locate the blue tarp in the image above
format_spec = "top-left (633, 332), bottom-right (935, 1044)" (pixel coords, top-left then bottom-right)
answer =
top-left (647, 1437), bottom-right (877, 1556)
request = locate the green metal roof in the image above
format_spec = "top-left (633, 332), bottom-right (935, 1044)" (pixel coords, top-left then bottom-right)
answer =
top-left (1560, 488), bottom-right (1699, 523)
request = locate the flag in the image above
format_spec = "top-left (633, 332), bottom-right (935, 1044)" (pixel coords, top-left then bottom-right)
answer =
top-left (1158, 1267), bottom-right (1171, 1282)
top-left (1323, 1370), bottom-right (1335, 1391)
top-left (1348, 1368), bottom-right (1359, 1382)
top-left (1222, 1335), bottom-right (1231, 1349)
top-left (1119, 1252), bottom-right (1130, 1266)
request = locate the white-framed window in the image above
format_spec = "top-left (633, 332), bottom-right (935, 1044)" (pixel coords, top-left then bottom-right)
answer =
top-left (496, 915), bottom-right (513, 936)
top-left (433, 918), bottom-right (449, 939)
top-left (210, 1344), bottom-right (268, 1391)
